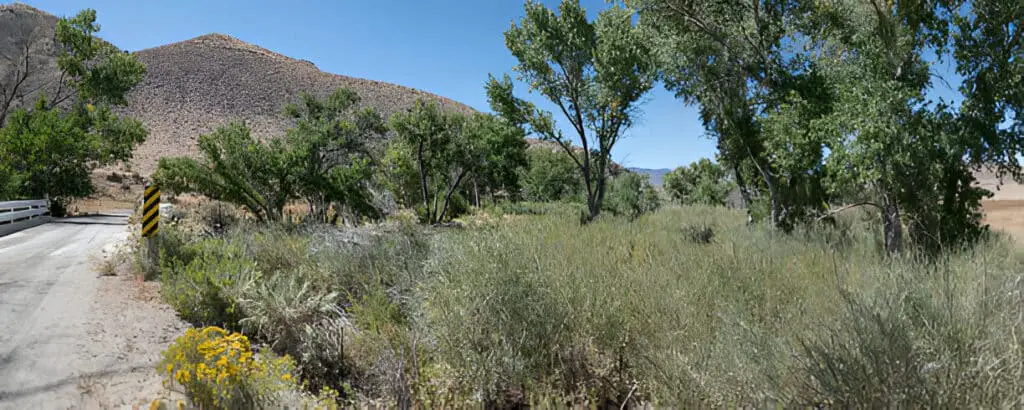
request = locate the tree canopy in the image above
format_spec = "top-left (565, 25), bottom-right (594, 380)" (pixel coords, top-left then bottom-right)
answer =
top-left (0, 9), bottom-right (147, 213)
top-left (490, 0), bottom-right (656, 221)
top-left (154, 89), bottom-right (388, 223)
top-left (630, 0), bottom-right (1023, 254)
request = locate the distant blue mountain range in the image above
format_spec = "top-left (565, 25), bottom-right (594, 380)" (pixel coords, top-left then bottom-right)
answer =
top-left (628, 167), bottom-right (673, 187)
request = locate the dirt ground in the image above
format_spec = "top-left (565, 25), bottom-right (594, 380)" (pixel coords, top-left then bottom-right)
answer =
top-left (79, 255), bottom-right (190, 409)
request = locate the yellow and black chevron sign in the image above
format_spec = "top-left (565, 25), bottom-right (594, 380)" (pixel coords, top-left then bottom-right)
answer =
top-left (142, 184), bottom-right (160, 237)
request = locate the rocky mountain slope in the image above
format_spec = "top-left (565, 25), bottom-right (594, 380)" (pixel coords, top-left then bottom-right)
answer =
top-left (2, 3), bottom-right (476, 175)
top-left (122, 33), bottom-right (476, 174)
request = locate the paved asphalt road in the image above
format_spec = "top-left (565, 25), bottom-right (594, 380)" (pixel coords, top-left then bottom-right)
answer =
top-left (0, 213), bottom-right (133, 408)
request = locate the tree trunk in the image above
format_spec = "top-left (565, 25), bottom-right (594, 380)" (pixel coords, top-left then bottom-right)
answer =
top-left (430, 192), bottom-right (439, 224)
top-left (473, 180), bottom-right (480, 208)
top-left (882, 194), bottom-right (903, 255)
top-left (438, 170), bottom-right (469, 223)
top-left (732, 164), bottom-right (757, 224)
top-left (592, 174), bottom-right (607, 220)
top-left (416, 140), bottom-right (430, 214)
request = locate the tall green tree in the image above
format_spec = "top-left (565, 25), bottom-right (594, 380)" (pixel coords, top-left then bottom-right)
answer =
top-left (387, 99), bottom-right (465, 224)
top-left (489, 0), bottom-right (656, 221)
top-left (388, 99), bottom-right (525, 223)
top-left (798, 0), bottom-right (997, 253)
top-left (954, 0), bottom-right (1023, 181)
top-left (283, 89), bottom-right (387, 222)
top-left (0, 9), bottom-right (147, 212)
top-left (628, 0), bottom-right (827, 229)
top-left (635, 0), bottom-right (1020, 253)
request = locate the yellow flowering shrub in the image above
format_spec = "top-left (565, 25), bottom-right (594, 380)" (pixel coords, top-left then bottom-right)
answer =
top-left (159, 326), bottom-right (297, 409)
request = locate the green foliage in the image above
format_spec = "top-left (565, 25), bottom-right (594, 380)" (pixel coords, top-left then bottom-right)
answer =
top-left (632, 0), bottom-right (1021, 254)
top-left (491, 0), bottom-right (656, 221)
top-left (521, 145), bottom-right (583, 202)
top-left (387, 100), bottom-right (526, 223)
top-left (662, 158), bottom-right (734, 206)
top-left (283, 89), bottom-right (388, 223)
top-left (155, 89), bottom-right (385, 224)
top-left (54, 9), bottom-right (146, 107)
top-left (466, 112), bottom-right (529, 203)
top-left (602, 171), bottom-right (660, 220)
top-left (0, 99), bottom-right (146, 210)
top-left (154, 123), bottom-right (293, 222)
top-left (159, 235), bottom-right (254, 329)
top-left (0, 9), bottom-right (146, 205)
top-left (379, 141), bottom-right (421, 210)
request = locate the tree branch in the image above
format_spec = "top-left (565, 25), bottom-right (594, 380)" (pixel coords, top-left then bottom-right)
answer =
top-left (816, 201), bottom-right (885, 222)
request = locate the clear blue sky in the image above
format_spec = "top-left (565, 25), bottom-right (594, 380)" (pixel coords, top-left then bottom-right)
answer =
top-left (18, 0), bottom-right (964, 170)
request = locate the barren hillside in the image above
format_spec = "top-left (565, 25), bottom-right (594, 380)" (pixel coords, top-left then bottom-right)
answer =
top-left (121, 33), bottom-right (477, 174)
top-left (2, 4), bottom-right (477, 175)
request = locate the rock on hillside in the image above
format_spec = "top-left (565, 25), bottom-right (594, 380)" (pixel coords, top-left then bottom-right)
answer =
top-left (122, 33), bottom-right (477, 174)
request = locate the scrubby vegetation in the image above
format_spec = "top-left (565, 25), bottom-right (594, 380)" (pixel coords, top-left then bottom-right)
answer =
top-left (141, 0), bottom-right (1023, 405)
top-left (147, 203), bottom-right (1024, 407)
top-left (8, 0), bottom-right (1022, 408)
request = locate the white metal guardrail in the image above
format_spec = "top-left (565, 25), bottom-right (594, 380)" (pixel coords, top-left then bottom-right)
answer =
top-left (0, 199), bottom-right (50, 237)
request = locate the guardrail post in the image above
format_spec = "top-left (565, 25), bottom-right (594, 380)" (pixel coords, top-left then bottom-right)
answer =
top-left (142, 184), bottom-right (160, 280)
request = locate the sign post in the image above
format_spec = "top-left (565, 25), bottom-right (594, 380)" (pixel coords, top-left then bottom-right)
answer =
top-left (142, 184), bottom-right (160, 277)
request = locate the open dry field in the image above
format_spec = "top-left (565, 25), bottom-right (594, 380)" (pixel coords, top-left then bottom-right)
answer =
top-left (978, 169), bottom-right (1024, 244)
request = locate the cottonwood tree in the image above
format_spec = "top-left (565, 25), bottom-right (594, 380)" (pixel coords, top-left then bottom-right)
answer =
top-left (284, 89), bottom-right (388, 223)
top-left (154, 122), bottom-right (294, 222)
top-left (387, 99), bottom-right (525, 223)
top-left (798, 0), bottom-right (1004, 254)
top-left (0, 9), bottom-right (147, 211)
top-left (629, 0), bottom-right (832, 229)
top-left (954, 0), bottom-right (1023, 182)
top-left (386, 99), bottom-right (465, 224)
top-left (156, 89), bottom-right (387, 223)
top-left (489, 0), bottom-right (656, 222)
top-left (634, 0), bottom-right (1021, 254)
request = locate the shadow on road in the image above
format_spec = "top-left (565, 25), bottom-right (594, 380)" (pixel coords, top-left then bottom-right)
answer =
top-left (0, 365), bottom-right (154, 402)
top-left (50, 215), bottom-right (129, 226)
